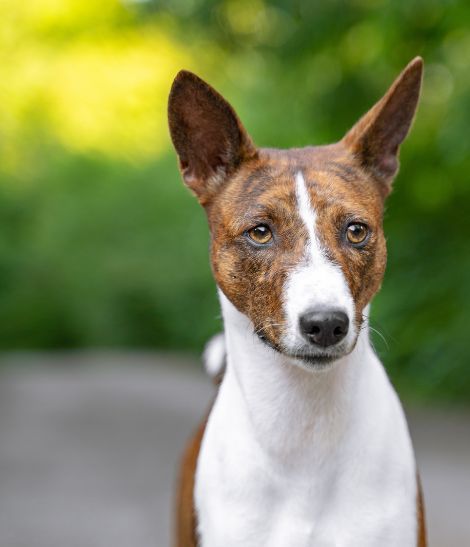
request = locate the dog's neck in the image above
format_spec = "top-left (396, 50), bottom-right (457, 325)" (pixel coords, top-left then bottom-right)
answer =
top-left (219, 290), bottom-right (376, 467)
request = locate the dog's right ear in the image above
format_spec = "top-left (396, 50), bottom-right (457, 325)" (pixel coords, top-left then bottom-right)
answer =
top-left (168, 71), bottom-right (257, 204)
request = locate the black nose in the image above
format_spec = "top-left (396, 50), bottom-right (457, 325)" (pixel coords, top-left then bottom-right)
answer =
top-left (299, 310), bottom-right (349, 348)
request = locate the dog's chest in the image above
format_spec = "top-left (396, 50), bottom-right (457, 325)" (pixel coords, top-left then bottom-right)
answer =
top-left (196, 434), bottom-right (404, 547)
top-left (195, 421), bottom-right (334, 547)
top-left (194, 365), bottom-right (417, 547)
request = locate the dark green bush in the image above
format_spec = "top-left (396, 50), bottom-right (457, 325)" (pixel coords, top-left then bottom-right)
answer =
top-left (0, 0), bottom-right (469, 401)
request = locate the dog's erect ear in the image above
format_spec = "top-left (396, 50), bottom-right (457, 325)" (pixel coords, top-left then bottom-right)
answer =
top-left (342, 57), bottom-right (423, 194)
top-left (168, 70), bottom-right (257, 204)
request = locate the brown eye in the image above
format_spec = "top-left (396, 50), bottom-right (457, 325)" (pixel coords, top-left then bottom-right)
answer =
top-left (346, 223), bottom-right (369, 246)
top-left (247, 224), bottom-right (272, 245)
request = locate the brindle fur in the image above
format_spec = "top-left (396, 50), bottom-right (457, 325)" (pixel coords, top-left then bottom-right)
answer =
top-left (168, 58), bottom-right (426, 546)
top-left (417, 474), bottom-right (427, 547)
top-left (173, 413), bottom-right (209, 547)
top-left (207, 146), bottom-right (387, 346)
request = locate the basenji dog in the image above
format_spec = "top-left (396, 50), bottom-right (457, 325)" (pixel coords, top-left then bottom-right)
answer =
top-left (168, 57), bottom-right (426, 547)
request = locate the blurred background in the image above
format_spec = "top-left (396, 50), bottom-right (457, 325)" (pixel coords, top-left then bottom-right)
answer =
top-left (0, 0), bottom-right (469, 546)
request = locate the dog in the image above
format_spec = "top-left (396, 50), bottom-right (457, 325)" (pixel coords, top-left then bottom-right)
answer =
top-left (168, 57), bottom-right (426, 547)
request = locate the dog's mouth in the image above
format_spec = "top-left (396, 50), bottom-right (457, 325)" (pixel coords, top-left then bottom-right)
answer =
top-left (290, 352), bottom-right (339, 365)
top-left (284, 348), bottom-right (350, 370)
top-left (255, 330), bottom-right (351, 368)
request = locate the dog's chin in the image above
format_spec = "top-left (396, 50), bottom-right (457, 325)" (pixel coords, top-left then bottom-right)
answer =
top-left (255, 331), bottom-right (354, 371)
top-left (289, 351), bottom-right (344, 372)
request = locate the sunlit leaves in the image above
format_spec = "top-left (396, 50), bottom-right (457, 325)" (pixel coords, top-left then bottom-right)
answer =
top-left (0, 1), bottom-right (191, 161)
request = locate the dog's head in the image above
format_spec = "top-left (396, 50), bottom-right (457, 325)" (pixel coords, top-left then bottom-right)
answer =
top-left (168, 59), bottom-right (423, 369)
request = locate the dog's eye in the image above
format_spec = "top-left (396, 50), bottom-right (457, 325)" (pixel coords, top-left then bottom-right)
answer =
top-left (247, 224), bottom-right (272, 245)
top-left (346, 223), bottom-right (369, 246)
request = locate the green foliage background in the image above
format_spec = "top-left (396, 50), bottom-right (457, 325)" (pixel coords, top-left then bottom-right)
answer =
top-left (0, 0), bottom-right (469, 401)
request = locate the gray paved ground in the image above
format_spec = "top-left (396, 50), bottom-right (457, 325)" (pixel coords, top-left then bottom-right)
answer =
top-left (0, 352), bottom-right (468, 547)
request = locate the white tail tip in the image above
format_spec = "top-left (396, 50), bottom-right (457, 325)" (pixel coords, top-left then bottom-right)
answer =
top-left (203, 332), bottom-right (226, 380)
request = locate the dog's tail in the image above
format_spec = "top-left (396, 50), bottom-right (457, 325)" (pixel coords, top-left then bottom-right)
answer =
top-left (202, 332), bottom-right (226, 385)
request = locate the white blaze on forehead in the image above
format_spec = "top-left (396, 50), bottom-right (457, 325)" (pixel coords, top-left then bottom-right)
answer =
top-left (295, 171), bottom-right (324, 265)
top-left (283, 172), bottom-right (356, 351)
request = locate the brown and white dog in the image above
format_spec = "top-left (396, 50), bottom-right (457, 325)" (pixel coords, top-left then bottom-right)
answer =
top-left (168, 58), bottom-right (426, 547)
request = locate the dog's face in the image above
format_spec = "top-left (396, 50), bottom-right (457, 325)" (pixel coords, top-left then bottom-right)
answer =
top-left (205, 150), bottom-right (387, 366)
top-left (168, 59), bottom-right (422, 368)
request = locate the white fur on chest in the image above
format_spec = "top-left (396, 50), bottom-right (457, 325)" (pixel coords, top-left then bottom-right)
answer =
top-left (194, 296), bottom-right (418, 547)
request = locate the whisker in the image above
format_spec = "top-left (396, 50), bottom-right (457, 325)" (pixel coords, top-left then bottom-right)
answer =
top-left (368, 325), bottom-right (390, 350)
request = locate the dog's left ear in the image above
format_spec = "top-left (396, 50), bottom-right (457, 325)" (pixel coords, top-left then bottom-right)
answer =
top-left (168, 70), bottom-right (257, 205)
top-left (342, 57), bottom-right (423, 194)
